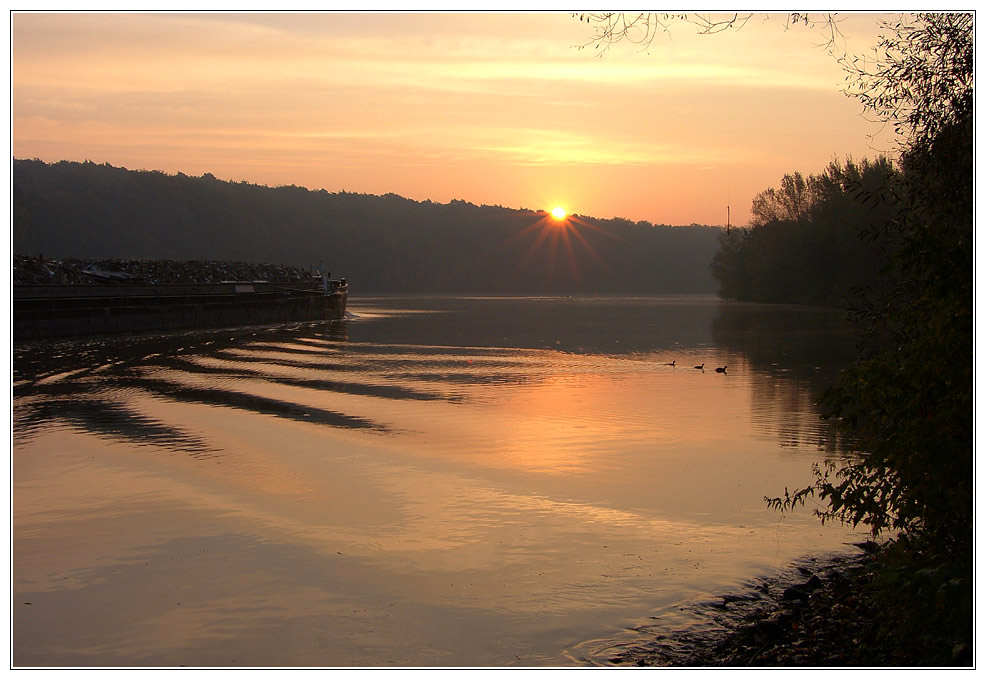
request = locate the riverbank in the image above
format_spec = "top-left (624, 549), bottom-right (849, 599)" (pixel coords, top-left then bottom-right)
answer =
top-left (606, 541), bottom-right (972, 667)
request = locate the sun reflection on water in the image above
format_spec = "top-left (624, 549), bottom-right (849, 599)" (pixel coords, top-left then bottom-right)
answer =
top-left (12, 297), bottom-right (861, 666)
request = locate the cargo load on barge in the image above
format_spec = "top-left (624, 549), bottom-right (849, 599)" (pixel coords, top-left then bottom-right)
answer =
top-left (12, 257), bottom-right (348, 341)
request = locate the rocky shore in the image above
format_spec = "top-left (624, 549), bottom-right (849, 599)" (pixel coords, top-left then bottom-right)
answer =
top-left (608, 542), bottom-right (971, 667)
top-left (13, 255), bottom-right (316, 286)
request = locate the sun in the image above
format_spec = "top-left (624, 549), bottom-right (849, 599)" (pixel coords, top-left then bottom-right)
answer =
top-left (501, 208), bottom-right (616, 286)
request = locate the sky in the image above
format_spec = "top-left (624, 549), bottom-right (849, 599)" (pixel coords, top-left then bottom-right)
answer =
top-left (11, 11), bottom-right (899, 227)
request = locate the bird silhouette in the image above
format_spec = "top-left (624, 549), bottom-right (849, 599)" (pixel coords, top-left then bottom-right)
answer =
top-left (694, 363), bottom-right (704, 370)
top-left (664, 360), bottom-right (676, 366)
top-left (715, 365), bottom-right (727, 373)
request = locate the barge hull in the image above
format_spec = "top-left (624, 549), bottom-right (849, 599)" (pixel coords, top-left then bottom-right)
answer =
top-left (13, 281), bottom-right (347, 342)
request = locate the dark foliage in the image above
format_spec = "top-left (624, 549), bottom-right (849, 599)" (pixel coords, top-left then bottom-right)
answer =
top-left (819, 11), bottom-right (972, 564)
top-left (766, 13), bottom-right (973, 664)
top-left (710, 157), bottom-right (899, 307)
top-left (12, 159), bottom-right (721, 295)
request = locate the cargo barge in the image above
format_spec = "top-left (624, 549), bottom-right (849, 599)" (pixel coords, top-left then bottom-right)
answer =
top-left (13, 276), bottom-right (348, 342)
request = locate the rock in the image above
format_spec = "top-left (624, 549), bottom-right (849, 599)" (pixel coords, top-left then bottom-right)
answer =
top-left (782, 584), bottom-right (811, 601)
top-left (853, 540), bottom-right (881, 553)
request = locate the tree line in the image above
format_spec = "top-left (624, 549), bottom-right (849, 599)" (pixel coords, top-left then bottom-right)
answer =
top-left (710, 156), bottom-right (899, 307)
top-left (12, 159), bottom-right (721, 295)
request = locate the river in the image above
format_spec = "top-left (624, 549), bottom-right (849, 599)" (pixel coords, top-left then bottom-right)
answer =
top-left (12, 295), bottom-right (864, 667)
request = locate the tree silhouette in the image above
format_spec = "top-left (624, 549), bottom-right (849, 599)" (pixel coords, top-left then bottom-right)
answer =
top-left (710, 157), bottom-right (897, 306)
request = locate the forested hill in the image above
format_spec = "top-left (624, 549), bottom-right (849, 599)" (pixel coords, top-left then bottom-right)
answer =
top-left (12, 159), bottom-right (721, 294)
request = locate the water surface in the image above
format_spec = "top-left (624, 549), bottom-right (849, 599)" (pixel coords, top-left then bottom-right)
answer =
top-left (13, 295), bottom-right (862, 666)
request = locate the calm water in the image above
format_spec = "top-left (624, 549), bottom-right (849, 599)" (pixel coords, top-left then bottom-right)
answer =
top-left (13, 295), bottom-right (863, 667)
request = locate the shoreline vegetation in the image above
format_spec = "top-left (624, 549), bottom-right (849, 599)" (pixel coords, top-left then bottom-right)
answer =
top-left (709, 158), bottom-right (898, 309)
top-left (699, 14), bottom-right (972, 668)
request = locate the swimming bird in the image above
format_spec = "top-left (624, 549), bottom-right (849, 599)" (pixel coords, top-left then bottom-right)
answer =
top-left (694, 363), bottom-right (704, 370)
top-left (664, 360), bottom-right (676, 366)
top-left (715, 365), bottom-right (727, 373)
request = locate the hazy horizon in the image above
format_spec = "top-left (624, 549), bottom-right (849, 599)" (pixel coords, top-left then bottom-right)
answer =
top-left (12, 11), bottom-right (896, 227)
top-left (11, 156), bottom-right (733, 227)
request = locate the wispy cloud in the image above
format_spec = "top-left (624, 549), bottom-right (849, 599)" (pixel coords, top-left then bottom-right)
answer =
top-left (12, 11), bottom-right (891, 225)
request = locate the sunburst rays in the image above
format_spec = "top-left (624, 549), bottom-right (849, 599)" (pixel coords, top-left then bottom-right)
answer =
top-left (498, 211), bottom-right (623, 286)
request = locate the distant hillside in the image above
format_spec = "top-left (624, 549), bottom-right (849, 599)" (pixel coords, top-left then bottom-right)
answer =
top-left (13, 159), bottom-right (722, 294)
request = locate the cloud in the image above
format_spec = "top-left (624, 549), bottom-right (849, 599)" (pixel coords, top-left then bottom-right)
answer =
top-left (12, 12), bottom-right (893, 225)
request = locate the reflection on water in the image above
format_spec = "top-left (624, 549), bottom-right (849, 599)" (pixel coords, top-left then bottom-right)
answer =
top-left (13, 296), bottom-right (862, 667)
top-left (711, 301), bottom-right (858, 454)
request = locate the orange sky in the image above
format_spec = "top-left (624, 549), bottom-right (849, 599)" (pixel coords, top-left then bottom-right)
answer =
top-left (11, 12), bottom-right (897, 226)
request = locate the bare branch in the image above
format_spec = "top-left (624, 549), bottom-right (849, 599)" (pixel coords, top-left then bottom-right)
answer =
top-left (575, 12), bottom-right (845, 54)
